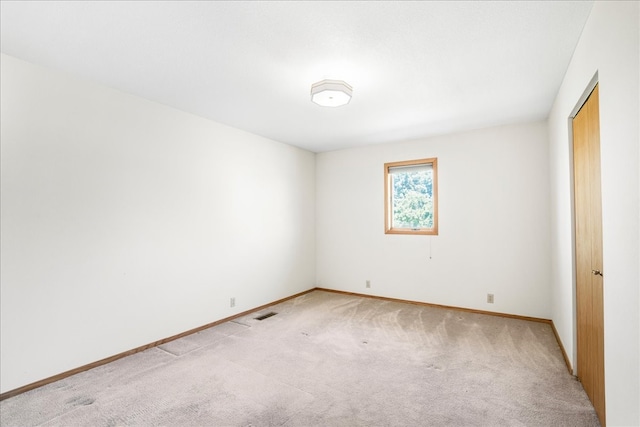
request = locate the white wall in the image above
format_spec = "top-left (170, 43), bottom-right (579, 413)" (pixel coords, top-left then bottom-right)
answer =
top-left (0, 54), bottom-right (316, 393)
top-left (316, 121), bottom-right (551, 319)
top-left (547, 2), bottom-right (639, 425)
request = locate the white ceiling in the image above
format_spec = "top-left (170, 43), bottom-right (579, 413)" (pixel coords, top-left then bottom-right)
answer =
top-left (0, 1), bottom-right (593, 153)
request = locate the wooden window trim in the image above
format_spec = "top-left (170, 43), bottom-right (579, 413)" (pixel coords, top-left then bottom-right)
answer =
top-left (384, 158), bottom-right (438, 235)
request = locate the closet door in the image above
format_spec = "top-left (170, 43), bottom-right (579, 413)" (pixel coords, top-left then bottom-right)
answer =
top-left (572, 84), bottom-right (605, 426)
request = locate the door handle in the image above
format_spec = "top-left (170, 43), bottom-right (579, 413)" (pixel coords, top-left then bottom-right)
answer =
top-left (592, 270), bottom-right (603, 277)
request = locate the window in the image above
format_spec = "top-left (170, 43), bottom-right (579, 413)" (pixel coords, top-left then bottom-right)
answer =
top-left (384, 158), bottom-right (438, 235)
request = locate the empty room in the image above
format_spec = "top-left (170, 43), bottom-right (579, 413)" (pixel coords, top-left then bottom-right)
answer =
top-left (0, 1), bottom-right (638, 426)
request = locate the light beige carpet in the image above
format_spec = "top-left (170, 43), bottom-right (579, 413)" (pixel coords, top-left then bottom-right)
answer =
top-left (0, 290), bottom-right (599, 426)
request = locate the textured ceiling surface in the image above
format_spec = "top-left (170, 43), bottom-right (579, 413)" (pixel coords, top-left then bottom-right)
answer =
top-left (0, 1), bottom-right (593, 152)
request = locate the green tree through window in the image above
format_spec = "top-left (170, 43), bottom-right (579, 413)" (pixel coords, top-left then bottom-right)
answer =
top-left (384, 158), bottom-right (438, 235)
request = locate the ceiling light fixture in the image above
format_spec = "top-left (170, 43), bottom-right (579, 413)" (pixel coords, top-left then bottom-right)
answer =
top-left (310, 79), bottom-right (353, 107)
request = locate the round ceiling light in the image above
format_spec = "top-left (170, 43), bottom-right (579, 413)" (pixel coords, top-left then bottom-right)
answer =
top-left (310, 79), bottom-right (353, 107)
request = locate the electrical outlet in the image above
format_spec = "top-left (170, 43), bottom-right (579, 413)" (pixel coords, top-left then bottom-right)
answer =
top-left (487, 293), bottom-right (494, 304)
top-left (230, 297), bottom-right (236, 308)
top-left (366, 280), bottom-right (371, 288)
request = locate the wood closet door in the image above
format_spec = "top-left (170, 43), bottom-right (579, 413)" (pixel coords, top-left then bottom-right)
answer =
top-left (572, 84), bottom-right (605, 426)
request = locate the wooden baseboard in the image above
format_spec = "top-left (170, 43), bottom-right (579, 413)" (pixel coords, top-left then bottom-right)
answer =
top-left (315, 287), bottom-right (575, 373)
top-left (550, 320), bottom-right (573, 374)
top-left (315, 287), bottom-right (551, 323)
top-left (0, 288), bottom-right (316, 401)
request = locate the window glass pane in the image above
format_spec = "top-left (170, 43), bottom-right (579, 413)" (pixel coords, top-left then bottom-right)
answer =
top-left (391, 166), bottom-right (434, 229)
